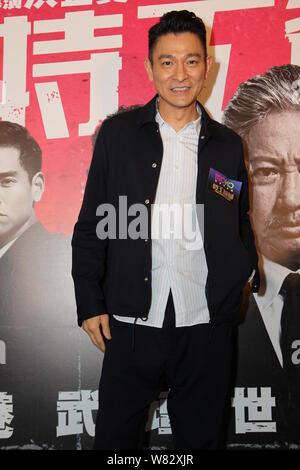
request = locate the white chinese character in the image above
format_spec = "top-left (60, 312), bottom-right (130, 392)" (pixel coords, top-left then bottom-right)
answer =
top-left (0, 17), bottom-right (30, 126)
top-left (32, 11), bottom-right (122, 138)
top-left (97, 0), bottom-right (127, 4)
top-left (287, 0), bottom-right (300, 8)
top-left (0, 392), bottom-right (14, 439)
top-left (56, 390), bottom-right (98, 437)
top-left (24, 0), bottom-right (57, 8)
top-left (232, 387), bottom-right (276, 434)
top-left (2, 0), bottom-right (22, 8)
top-left (61, 0), bottom-right (92, 6)
top-left (146, 391), bottom-right (172, 435)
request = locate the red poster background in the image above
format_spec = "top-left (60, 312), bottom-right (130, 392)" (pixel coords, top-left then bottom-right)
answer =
top-left (1, 0), bottom-right (299, 236)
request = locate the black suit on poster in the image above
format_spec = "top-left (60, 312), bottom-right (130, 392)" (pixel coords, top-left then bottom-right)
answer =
top-left (0, 222), bottom-right (81, 449)
top-left (72, 94), bottom-right (259, 327)
top-left (228, 287), bottom-right (300, 448)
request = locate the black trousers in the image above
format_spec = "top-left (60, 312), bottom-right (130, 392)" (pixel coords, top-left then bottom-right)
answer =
top-left (94, 291), bottom-right (233, 450)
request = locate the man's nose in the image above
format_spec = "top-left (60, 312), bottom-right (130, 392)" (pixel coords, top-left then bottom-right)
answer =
top-left (277, 170), bottom-right (300, 210)
top-left (173, 62), bottom-right (188, 82)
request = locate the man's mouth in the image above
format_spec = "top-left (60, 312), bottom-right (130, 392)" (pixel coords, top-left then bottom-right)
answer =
top-left (170, 86), bottom-right (191, 92)
top-left (266, 213), bottom-right (300, 237)
top-left (271, 222), bottom-right (300, 237)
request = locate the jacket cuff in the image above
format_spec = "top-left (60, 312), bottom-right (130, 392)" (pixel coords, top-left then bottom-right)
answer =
top-left (73, 277), bottom-right (107, 326)
top-left (77, 300), bottom-right (107, 327)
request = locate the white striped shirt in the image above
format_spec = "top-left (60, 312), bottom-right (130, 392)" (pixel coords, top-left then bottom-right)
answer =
top-left (113, 103), bottom-right (210, 327)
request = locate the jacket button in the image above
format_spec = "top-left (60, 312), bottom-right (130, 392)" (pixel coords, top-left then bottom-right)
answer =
top-left (200, 135), bottom-right (205, 139)
top-left (145, 199), bottom-right (150, 204)
top-left (145, 239), bottom-right (148, 242)
top-left (144, 277), bottom-right (148, 282)
top-left (152, 163), bottom-right (157, 168)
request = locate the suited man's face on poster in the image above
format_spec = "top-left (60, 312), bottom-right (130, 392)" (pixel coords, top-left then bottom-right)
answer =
top-left (223, 64), bottom-right (300, 273)
top-left (247, 111), bottom-right (300, 271)
top-left (223, 66), bottom-right (300, 447)
top-left (0, 146), bottom-right (45, 248)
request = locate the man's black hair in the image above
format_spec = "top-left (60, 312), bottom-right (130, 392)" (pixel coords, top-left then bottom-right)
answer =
top-left (148, 10), bottom-right (207, 63)
top-left (0, 121), bottom-right (42, 181)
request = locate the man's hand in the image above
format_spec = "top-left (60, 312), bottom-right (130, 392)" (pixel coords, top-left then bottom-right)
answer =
top-left (82, 314), bottom-right (111, 352)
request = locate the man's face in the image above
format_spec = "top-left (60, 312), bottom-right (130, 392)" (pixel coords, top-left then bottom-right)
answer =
top-left (144, 32), bottom-right (212, 116)
top-left (248, 111), bottom-right (300, 270)
top-left (0, 146), bottom-right (44, 247)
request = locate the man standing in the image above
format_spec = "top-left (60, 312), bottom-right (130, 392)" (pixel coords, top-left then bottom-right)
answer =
top-left (72, 10), bottom-right (258, 450)
top-left (223, 64), bottom-right (300, 446)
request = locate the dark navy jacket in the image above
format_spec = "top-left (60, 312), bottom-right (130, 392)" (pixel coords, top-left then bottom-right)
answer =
top-left (72, 94), bottom-right (259, 327)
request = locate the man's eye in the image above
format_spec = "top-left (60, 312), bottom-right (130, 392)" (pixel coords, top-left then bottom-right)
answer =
top-left (187, 60), bottom-right (198, 65)
top-left (162, 61), bottom-right (172, 66)
top-left (255, 168), bottom-right (278, 177)
top-left (1, 178), bottom-right (17, 187)
top-left (251, 167), bottom-right (279, 183)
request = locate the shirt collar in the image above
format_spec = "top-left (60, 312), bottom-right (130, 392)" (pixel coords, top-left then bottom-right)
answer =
top-left (0, 237), bottom-right (18, 259)
top-left (255, 255), bottom-right (300, 310)
top-left (137, 94), bottom-right (225, 142)
top-left (155, 97), bottom-right (202, 136)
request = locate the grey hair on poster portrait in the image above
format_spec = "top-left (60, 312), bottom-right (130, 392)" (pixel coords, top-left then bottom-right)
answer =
top-left (222, 64), bottom-right (300, 141)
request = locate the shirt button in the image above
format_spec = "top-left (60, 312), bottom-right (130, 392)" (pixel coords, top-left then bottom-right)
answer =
top-left (145, 199), bottom-right (150, 204)
top-left (152, 163), bottom-right (157, 168)
top-left (175, 164), bottom-right (179, 170)
top-left (144, 277), bottom-right (148, 282)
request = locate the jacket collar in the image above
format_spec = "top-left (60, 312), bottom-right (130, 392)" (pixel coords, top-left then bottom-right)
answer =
top-left (136, 93), bottom-right (224, 141)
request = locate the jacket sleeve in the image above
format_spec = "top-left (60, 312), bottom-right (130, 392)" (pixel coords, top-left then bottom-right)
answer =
top-left (71, 121), bottom-right (109, 327)
top-left (237, 138), bottom-right (260, 292)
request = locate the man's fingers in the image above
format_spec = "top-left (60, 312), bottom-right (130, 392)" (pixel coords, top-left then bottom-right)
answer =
top-left (82, 314), bottom-right (112, 352)
top-left (100, 314), bottom-right (112, 340)
top-left (82, 315), bottom-right (106, 352)
top-left (90, 328), bottom-right (106, 352)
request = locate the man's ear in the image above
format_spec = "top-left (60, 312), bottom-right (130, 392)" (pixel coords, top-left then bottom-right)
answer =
top-left (204, 55), bottom-right (213, 80)
top-left (144, 57), bottom-right (154, 82)
top-left (31, 172), bottom-right (45, 203)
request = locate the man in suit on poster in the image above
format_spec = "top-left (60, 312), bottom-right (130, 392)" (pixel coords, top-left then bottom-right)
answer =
top-left (0, 121), bottom-right (79, 448)
top-left (72, 10), bottom-right (259, 450)
top-left (223, 64), bottom-right (300, 447)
